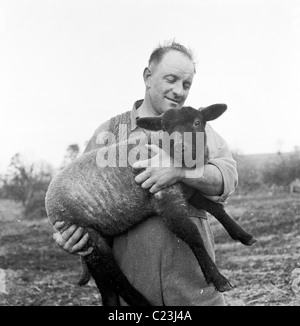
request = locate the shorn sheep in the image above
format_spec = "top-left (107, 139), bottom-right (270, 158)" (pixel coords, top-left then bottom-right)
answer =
top-left (45, 104), bottom-right (256, 306)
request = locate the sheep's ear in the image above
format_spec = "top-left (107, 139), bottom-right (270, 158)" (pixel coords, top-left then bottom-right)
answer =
top-left (200, 104), bottom-right (227, 122)
top-left (136, 116), bottom-right (164, 131)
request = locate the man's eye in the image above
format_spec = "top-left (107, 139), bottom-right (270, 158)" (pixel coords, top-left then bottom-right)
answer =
top-left (166, 77), bottom-right (176, 83)
top-left (183, 83), bottom-right (191, 90)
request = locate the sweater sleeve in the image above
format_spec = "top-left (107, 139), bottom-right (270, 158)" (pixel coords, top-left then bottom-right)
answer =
top-left (204, 124), bottom-right (238, 203)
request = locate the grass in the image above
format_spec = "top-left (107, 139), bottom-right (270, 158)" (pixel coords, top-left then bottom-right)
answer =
top-left (0, 193), bottom-right (300, 306)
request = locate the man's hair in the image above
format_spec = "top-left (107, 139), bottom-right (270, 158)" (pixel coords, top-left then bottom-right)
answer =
top-left (148, 40), bottom-right (196, 72)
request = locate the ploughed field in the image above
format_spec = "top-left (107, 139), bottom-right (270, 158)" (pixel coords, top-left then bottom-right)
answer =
top-left (0, 193), bottom-right (299, 306)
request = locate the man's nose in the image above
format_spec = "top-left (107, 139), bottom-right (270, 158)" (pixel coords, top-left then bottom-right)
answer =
top-left (172, 82), bottom-right (184, 97)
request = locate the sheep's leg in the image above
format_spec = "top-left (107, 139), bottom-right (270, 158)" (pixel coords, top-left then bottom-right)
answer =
top-left (189, 192), bottom-right (257, 246)
top-left (163, 211), bottom-right (232, 292)
top-left (83, 250), bottom-right (120, 306)
top-left (77, 257), bottom-right (92, 286)
top-left (78, 251), bottom-right (120, 306)
top-left (84, 228), bottom-right (152, 306)
top-left (152, 193), bottom-right (232, 292)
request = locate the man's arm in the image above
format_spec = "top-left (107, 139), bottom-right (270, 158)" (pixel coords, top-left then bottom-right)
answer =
top-left (200, 123), bottom-right (238, 203)
top-left (133, 153), bottom-right (226, 198)
top-left (133, 124), bottom-right (238, 203)
top-left (178, 164), bottom-right (224, 196)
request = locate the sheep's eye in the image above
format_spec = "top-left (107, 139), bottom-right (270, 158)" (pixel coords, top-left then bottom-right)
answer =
top-left (194, 120), bottom-right (201, 126)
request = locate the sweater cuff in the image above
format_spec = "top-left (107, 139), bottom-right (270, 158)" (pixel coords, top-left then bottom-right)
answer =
top-left (204, 158), bottom-right (238, 204)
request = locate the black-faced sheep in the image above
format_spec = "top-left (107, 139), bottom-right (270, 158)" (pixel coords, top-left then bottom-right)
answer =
top-left (45, 104), bottom-right (256, 306)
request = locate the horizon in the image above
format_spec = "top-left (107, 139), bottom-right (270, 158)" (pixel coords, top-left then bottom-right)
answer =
top-left (1, 140), bottom-right (298, 175)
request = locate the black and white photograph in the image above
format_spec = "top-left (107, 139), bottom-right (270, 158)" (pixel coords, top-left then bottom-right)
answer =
top-left (0, 0), bottom-right (300, 308)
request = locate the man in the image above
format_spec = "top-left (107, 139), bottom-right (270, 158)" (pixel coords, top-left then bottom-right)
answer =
top-left (52, 41), bottom-right (238, 306)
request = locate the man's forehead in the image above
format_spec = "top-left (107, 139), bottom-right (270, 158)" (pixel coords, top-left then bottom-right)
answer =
top-left (152, 51), bottom-right (195, 76)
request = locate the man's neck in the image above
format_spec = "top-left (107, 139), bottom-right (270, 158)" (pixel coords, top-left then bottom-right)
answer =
top-left (137, 97), bottom-right (159, 118)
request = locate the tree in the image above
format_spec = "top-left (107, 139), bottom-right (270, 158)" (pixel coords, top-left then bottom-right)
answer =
top-left (2, 153), bottom-right (53, 218)
top-left (232, 151), bottom-right (263, 194)
top-left (262, 150), bottom-right (300, 186)
top-left (3, 153), bottom-right (33, 205)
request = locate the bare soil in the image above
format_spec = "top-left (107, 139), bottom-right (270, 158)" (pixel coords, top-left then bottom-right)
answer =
top-left (0, 193), bottom-right (300, 306)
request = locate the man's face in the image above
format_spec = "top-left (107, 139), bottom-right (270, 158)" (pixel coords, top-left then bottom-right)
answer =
top-left (145, 51), bottom-right (195, 115)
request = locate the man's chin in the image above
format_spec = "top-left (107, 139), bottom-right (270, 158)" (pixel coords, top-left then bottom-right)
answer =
top-left (165, 99), bottom-right (182, 110)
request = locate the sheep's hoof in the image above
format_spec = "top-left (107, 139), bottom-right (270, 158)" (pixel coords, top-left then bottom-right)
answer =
top-left (214, 279), bottom-right (233, 293)
top-left (207, 274), bottom-right (233, 293)
top-left (231, 231), bottom-right (257, 246)
top-left (240, 234), bottom-right (257, 246)
top-left (216, 282), bottom-right (233, 292)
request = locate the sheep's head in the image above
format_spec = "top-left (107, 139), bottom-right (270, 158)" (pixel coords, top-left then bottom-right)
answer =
top-left (136, 103), bottom-right (227, 167)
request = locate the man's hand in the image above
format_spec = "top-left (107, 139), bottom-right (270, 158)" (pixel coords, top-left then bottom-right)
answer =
top-left (52, 221), bottom-right (93, 256)
top-left (132, 144), bottom-right (183, 194)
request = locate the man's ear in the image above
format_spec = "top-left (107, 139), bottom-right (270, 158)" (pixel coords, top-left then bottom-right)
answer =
top-left (199, 104), bottom-right (227, 122)
top-left (143, 67), bottom-right (152, 88)
top-left (136, 116), bottom-right (163, 131)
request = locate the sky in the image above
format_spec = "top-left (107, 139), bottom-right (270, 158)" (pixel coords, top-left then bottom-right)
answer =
top-left (0, 0), bottom-right (300, 172)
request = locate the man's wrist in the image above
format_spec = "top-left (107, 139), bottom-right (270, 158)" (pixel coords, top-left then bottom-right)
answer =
top-left (179, 166), bottom-right (205, 182)
top-left (178, 164), bottom-right (223, 197)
